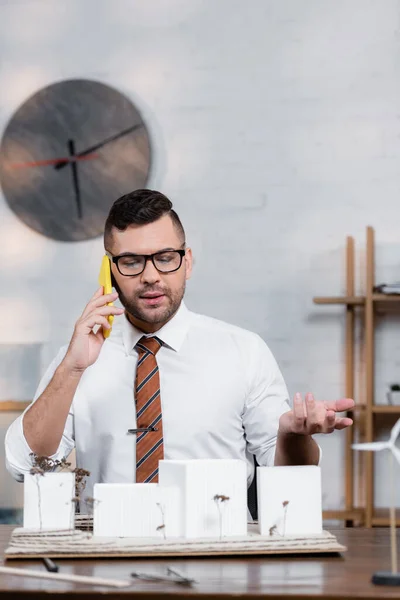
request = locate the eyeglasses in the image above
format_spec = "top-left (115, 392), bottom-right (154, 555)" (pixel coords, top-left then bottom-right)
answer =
top-left (106, 249), bottom-right (186, 277)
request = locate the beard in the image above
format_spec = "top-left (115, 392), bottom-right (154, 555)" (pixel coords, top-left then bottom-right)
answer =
top-left (112, 276), bottom-right (186, 327)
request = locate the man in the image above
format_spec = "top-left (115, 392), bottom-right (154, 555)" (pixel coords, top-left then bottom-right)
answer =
top-left (5, 189), bottom-right (354, 499)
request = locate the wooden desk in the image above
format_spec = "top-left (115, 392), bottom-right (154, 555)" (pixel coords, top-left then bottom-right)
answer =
top-left (0, 526), bottom-right (398, 599)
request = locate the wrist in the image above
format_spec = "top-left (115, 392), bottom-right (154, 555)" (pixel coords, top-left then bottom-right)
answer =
top-left (277, 429), bottom-right (314, 445)
top-left (58, 358), bottom-right (86, 379)
top-left (278, 413), bottom-right (297, 437)
top-left (275, 430), bottom-right (319, 466)
top-left (276, 430), bottom-right (316, 458)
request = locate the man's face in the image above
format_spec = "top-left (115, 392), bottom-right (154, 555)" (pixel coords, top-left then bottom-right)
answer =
top-left (107, 215), bottom-right (192, 332)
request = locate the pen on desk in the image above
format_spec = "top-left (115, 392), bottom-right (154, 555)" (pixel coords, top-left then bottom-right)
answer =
top-left (131, 568), bottom-right (196, 586)
top-left (42, 557), bottom-right (59, 573)
top-left (0, 566), bottom-right (131, 588)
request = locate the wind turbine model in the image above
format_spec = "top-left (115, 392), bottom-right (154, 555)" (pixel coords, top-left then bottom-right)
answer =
top-left (353, 418), bottom-right (400, 585)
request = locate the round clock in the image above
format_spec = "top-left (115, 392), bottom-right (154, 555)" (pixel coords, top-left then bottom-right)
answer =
top-left (0, 79), bottom-right (152, 241)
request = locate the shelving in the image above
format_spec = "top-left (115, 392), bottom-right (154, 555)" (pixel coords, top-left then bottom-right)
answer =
top-left (313, 296), bottom-right (365, 306)
top-left (314, 227), bottom-right (400, 527)
top-left (0, 401), bottom-right (30, 412)
top-left (372, 406), bottom-right (400, 414)
top-left (323, 508), bottom-right (365, 525)
top-left (372, 294), bottom-right (400, 302)
top-left (372, 509), bottom-right (400, 527)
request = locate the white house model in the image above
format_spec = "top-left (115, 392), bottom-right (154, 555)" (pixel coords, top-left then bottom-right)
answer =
top-left (23, 472), bottom-right (76, 530)
top-left (257, 465), bottom-right (323, 536)
top-left (158, 458), bottom-right (248, 538)
top-left (93, 483), bottom-right (180, 538)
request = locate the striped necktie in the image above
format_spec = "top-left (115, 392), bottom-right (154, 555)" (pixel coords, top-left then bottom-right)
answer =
top-left (134, 336), bottom-right (164, 483)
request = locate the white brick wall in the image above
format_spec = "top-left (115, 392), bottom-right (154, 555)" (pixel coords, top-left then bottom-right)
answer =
top-left (1, 0), bottom-right (400, 510)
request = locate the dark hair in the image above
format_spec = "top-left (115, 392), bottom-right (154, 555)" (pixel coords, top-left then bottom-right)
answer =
top-left (104, 189), bottom-right (185, 249)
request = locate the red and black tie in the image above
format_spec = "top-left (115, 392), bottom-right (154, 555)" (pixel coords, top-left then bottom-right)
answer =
top-left (134, 336), bottom-right (164, 483)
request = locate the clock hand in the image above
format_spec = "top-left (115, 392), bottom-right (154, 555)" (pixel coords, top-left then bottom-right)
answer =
top-left (54, 123), bottom-right (143, 170)
top-left (68, 139), bottom-right (82, 220)
top-left (8, 153), bottom-right (98, 169)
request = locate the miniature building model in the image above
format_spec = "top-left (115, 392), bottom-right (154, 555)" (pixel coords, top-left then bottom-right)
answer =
top-left (23, 472), bottom-right (75, 530)
top-left (257, 465), bottom-right (323, 536)
top-left (159, 459), bottom-right (248, 539)
top-left (93, 483), bottom-right (180, 538)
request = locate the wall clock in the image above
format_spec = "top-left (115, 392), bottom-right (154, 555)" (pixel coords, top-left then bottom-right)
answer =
top-left (0, 79), bottom-right (152, 242)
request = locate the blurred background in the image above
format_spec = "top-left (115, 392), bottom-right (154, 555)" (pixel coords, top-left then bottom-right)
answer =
top-left (1, 0), bottom-right (400, 526)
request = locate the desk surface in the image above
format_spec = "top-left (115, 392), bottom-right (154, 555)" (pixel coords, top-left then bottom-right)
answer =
top-left (0, 526), bottom-right (398, 599)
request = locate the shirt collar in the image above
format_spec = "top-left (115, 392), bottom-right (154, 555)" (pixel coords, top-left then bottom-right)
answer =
top-left (122, 301), bottom-right (191, 355)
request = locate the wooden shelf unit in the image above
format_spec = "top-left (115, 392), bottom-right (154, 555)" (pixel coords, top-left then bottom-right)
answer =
top-left (372, 294), bottom-right (400, 302)
top-left (372, 508), bottom-right (400, 526)
top-left (313, 296), bottom-right (365, 306)
top-left (0, 401), bottom-right (30, 412)
top-left (313, 226), bottom-right (400, 528)
top-left (372, 405), bottom-right (400, 414)
top-left (322, 508), bottom-right (365, 525)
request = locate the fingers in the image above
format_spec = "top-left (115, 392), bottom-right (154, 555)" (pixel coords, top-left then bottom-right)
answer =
top-left (299, 393), bottom-right (347, 434)
top-left (292, 393), bottom-right (355, 435)
top-left (75, 305), bottom-right (124, 335)
top-left (81, 289), bottom-right (119, 319)
top-left (305, 392), bottom-right (317, 423)
top-left (94, 306), bottom-right (124, 317)
top-left (77, 314), bottom-right (112, 333)
top-left (324, 398), bottom-right (355, 412)
top-left (92, 290), bottom-right (119, 307)
top-left (334, 417), bottom-right (353, 430)
top-left (324, 409), bottom-right (336, 433)
top-left (305, 393), bottom-right (334, 433)
top-left (86, 286), bottom-right (114, 306)
top-left (79, 308), bottom-right (123, 328)
top-left (90, 286), bottom-right (104, 301)
top-left (293, 393), bottom-right (306, 432)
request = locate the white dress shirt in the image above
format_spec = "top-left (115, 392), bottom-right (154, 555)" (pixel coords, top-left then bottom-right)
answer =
top-left (5, 302), bottom-right (292, 500)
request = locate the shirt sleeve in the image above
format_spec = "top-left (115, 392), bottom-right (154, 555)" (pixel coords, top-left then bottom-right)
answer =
top-left (5, 346), bottom-right (75, 482)
top-left (242, 334), bottom-right (322, 467)
top-left (242, 334), bottom-right (291, 467)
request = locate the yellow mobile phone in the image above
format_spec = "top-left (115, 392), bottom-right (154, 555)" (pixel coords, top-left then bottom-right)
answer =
top-left (98, 255), bottom-right (114, 338)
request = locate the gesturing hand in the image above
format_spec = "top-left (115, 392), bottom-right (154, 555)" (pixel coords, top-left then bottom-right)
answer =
top-left (278, 392), bottom-right (355, 436)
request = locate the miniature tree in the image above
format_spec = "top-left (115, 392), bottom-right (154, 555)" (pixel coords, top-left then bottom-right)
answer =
top-left (213, 494), bottom-right (230, 539)
top-left (156, 503), bottom-right (166, 540)
top-left (281, 500), bottom-right (289, 536)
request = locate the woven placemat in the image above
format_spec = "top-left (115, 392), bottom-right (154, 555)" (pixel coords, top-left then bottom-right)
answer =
top-left (4, 525), bottom-right (346, 559)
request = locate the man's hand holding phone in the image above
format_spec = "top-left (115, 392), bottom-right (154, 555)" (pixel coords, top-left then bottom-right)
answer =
top-left (63, 287), bottom-right (125, 375)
